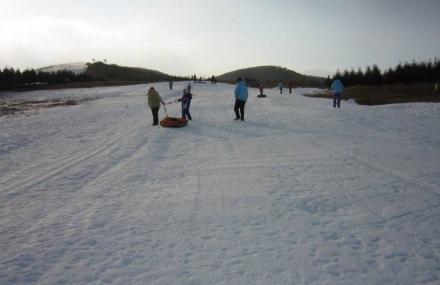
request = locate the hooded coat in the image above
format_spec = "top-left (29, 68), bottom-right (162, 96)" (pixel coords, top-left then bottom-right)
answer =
top-left (147, 88), bottom-right (164, 108)
top-left (331, 79), bottom-right (344, 94)
top-left (234, 80), bottom-right (248, 101)
top-left (178, 88), bottom-right (192, 109)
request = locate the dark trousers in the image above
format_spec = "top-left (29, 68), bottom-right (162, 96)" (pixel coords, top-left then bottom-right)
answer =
top-left (333, 93), bottom-right (341, 108)
top-left (234, 99), bottom-right (246, 120)
top-left (151, 107), bottom-right (159, 125)
top-left (182, 108), bottom-right (192, 120)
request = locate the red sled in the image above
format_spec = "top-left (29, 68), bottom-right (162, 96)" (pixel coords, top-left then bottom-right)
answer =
top-left (160, 117), bottom-right (188, 128)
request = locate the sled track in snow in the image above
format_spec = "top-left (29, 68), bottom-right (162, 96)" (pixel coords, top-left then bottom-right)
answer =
top-left (307, 133), bottom-right (440, 196)
top-left (0, 123), bottom-right (140, 197)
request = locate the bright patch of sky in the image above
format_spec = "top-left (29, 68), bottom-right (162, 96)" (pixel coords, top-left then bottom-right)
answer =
top-left (1, 0), bottom-right (439, 77)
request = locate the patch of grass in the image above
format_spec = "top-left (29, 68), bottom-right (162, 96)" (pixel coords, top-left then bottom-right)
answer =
top-left (0, 98), bottom-right (83, 116)
top-left (304, 83), bottom-right (440, 105)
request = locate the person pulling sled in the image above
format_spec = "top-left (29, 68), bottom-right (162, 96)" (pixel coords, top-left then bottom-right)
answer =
top-left (176, 87), bottom-right (192, 120)
top-left (147, 86), bottom-right (165, 126)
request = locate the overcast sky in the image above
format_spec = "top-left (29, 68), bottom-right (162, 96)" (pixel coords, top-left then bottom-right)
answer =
top-left (1, 0), bottom-right (439, 77)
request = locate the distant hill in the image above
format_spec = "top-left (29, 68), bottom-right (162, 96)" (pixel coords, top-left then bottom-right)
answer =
top-left (217, 66), bottom-right (325, 87)
top-left (85, 62), bottom-right (172, 82)
top-left (38, 62), bottom-right (174, 82)
top-left (37, 63), bottom-right (87, 75)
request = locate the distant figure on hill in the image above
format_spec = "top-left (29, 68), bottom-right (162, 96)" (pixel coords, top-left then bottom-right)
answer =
top-left (257, 84), bottom-right (266, 98)
top-left (147, 87), bottom-right (165, 126)
top-left (176, 87), bottom-right (192, 120)
top-left (279, 80), bottom-right (284, 94)
top-left (187, 82), bottom-right (192, 93)
top-left (168, 80), bottom-right (173, 90)
top-left (288, 81), bottom-right (293, 94)
top-left (234, 78), bottom-right (248, 121)
top-left (209, 75), bottom-right (217, 85)
top-left (330, 78), bottom-right (344, 108)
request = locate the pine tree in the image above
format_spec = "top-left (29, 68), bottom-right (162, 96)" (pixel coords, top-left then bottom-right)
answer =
top-left (0, 68), bottom-right (3, 90)
top-left (343, 70), bottom-right (350, 86)
top-left (372, 65), bottom-right (382, 85)
top-left (356, 68), bottom-right (364, 85)
top-left (364, 66), bottom-right (374, 85)
top-left (434, 58), bottom-right (440, 81)
top-left (349, 69), bottom-right (357, 86)
top-left (325, 75), bottom-right (331, 87)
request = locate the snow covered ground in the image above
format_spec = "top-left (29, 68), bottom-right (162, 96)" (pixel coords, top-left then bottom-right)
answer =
top-left (1, 82), bottom-right (440, 285)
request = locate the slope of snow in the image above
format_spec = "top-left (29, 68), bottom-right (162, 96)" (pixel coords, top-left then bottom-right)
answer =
top-left (37, 63), bottom-right (87, 74)
top-left (1, 82), bottom-right (440, 285)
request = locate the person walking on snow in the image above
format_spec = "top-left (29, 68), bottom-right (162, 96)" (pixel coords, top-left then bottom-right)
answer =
top-left (330, 78), bottom-right (344, 108)
top-left (168, 80), bottom-right (173, 90)
top-left (288, 81), bottom-right (293, 94)
top-left (259, 84), bottom-right (264, 96)
top-left (176, 87), bottom-right (192, 120)
top-left (187, 82), bottom-right (192, 93)
top-left (279, 80), bottom-right (284, 94)
top-left (147, 86), bottom-right (165, 125)
top-left (234, 78), bottom-right (248, 121)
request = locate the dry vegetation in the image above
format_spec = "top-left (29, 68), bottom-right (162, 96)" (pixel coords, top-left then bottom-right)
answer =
top-left (0, 98), bottom-right (87, 116)
top-left (304, 83), bottom-right (440, 105)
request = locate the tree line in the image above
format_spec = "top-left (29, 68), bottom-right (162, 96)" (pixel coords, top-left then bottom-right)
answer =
top-left (0, 68), bottom-right (91, 91)
top-left (327, 58), bottom-right (440, 87)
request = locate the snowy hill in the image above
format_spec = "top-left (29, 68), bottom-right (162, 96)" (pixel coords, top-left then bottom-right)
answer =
top-left (217, 65), bottom-right (325, 86)
top-left (1, 83), bottom-right (440, 284)
top-left (85, 61), bottom-right (171, 82)
top-left (37, 62), bottom-right (87, 74)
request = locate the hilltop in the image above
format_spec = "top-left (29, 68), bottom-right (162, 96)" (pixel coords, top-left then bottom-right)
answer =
top-left (37, 63), bottom-right (87, 75)
top-left (85, 62), bottom-right (173, 82)
top-left (3, 62), bottom-right (178, 91)
top-left (36, 62), bottom-right (173, 82)
top-left (217, 65), bottom-right (325, 87)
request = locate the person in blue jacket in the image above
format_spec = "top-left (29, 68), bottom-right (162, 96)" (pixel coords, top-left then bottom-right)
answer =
top-left (176, 87), bottom-right (192, 120)
top-left (234, 78), bottom-right (248, 121)
top-left (330, 78), bottom-right (344, 108)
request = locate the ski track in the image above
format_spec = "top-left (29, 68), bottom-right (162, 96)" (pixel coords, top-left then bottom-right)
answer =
top-left (1, 82), bottom-right (440, 284)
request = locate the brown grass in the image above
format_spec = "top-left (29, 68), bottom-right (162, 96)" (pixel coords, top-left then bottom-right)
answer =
top-left (0, 98), bottom-right (84, 116)
top-left (304, 83), bottom-right (440, 105)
